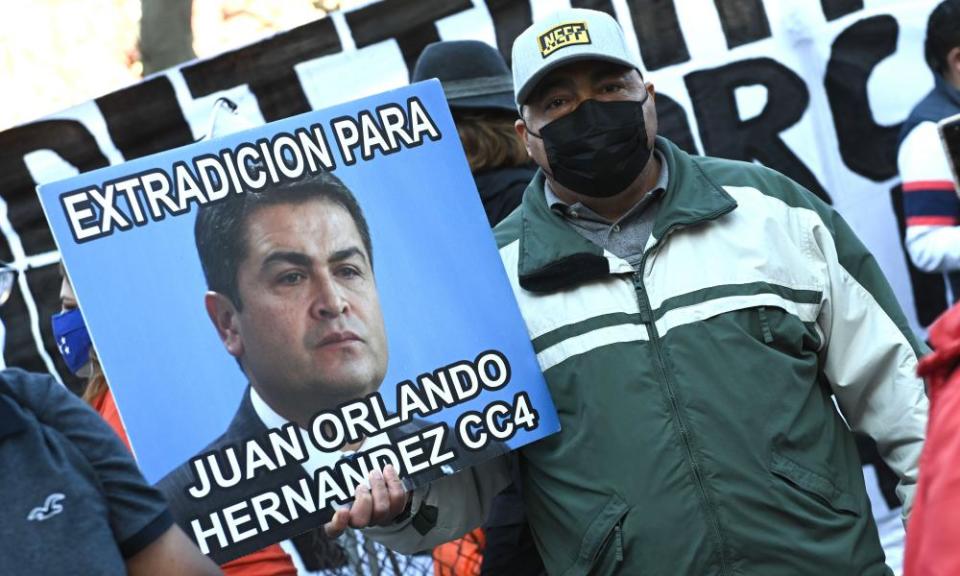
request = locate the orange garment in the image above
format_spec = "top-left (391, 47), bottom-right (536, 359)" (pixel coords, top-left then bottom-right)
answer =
top-left (905, 305), bottom-right (960, 576)
top-left (221, 544), bottom-right (297, 576)
top-left (90, 385), bottom-right (298, 575)
top-left (433, 528), bottom-right (485, 576)
top-left (89, 386), bottom-right (131, 451)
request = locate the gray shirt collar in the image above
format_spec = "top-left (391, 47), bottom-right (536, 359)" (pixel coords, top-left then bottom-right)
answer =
top-left (544, 149), bottom-right (669, 224)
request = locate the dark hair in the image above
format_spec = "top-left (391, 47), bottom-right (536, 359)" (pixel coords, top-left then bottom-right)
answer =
top-left (925, 0), bottom-right (960, 74)
top-left (194, 172), bottom-right (373, 310)
top-left (453, 109), bottom-right (529, 173)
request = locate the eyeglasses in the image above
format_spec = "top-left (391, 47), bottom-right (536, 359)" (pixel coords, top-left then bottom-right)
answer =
top-left (0, 261), bottom-right (17, 307)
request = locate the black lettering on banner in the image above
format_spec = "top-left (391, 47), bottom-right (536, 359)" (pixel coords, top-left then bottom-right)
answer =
top-left (486, 0), bottom-right (532, 66)
top-left (821, 0), bottom-right (864, 21)
top-left (656, 93), bottom-right (699, 155)
top-left (0, 120), bottom-right (110, 377)
top-left (825, 15), bottom-right (901, 182)
top-left (624, 0), bottom-right (690, 71)
top-left (685, 58), bottom-right (831, 203)
top-left (346, 0), bottom-right (472, 77)
top-left (890, 184), bottom-right (948, 326)
top-left (571, 0), bottom-right (616, 18)
top-left (0, 120), bottom-right (110, 255)
top-left (182, 18), bottom-right (342, 123)
top-left (95, 76), bottom-right (194, 161)
top-left (713, 0), bottom-right (771, 49)
top-left (397, 23), bottom-right (443, 80)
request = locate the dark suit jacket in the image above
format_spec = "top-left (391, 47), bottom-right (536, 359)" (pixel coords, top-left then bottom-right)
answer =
top-left (158, 386), bottom-right (508, 564)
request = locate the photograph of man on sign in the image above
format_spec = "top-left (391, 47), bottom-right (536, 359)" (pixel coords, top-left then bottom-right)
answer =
top-left (158, 171), bottom-right (507, 557)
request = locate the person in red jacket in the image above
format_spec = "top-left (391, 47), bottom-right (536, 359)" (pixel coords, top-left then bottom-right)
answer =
top-left (907, 305), bottom-right (960, 575)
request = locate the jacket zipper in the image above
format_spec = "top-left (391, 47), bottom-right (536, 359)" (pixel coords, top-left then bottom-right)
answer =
top-left (758, 306), bottom-right (774, 344)
top-left (633, 253), bottom-right (730, 574)
top-left (614, 520), bottom-right (624, 563)
top-left (592, 516), bottom-right (626, 568)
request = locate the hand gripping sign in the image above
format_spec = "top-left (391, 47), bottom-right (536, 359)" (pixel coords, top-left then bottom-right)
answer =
top-left (38, 81), bottom-right (559, 563)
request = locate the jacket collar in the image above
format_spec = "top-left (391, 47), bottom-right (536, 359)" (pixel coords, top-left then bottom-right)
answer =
top-left (517, 136), bottom-right (736, 293)
top-left (935, 74), bottom-right (960, 109)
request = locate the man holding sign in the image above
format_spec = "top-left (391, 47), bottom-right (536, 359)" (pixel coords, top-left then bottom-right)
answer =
top-left (364, 8), bottom-right (928, 575)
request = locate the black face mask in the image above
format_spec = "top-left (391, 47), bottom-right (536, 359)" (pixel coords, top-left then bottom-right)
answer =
top-left (527, 98), bottom-right (652, 198)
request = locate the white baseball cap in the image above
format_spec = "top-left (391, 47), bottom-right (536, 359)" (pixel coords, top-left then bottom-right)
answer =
top-left (511, 8), bottom-right (643, 108)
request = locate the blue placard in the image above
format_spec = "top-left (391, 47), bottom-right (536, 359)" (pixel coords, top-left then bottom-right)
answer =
top-left (38, 80), bottom-right (558, 562)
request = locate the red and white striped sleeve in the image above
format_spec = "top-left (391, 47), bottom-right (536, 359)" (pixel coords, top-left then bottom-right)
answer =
top-left (899, 121), bottom-right (960, 272)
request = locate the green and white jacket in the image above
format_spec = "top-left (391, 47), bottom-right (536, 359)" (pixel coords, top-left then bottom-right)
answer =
top-left (369, 137), bottom-right (928, 576)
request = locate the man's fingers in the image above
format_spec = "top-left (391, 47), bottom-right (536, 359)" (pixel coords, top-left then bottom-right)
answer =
top-left (332, 467), bottom-right (409, 533)
top-left (384, 464), bottom-right (408, 519)
top-left (349, 484), bottom-right (373, 529)
top-left (368, 469), bottom-right (390, 524)
top-left (324, 508), bottom-right (350, 538)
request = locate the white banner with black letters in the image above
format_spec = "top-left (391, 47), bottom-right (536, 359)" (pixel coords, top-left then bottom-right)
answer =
top-left (0, 0), bottom-right (944, 385)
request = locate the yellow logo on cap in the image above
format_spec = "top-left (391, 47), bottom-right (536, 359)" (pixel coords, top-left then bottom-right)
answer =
top-left (538, 22), bottom-right (591, 58)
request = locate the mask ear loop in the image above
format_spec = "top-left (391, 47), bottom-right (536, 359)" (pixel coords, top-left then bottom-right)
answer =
top-left (523, 120), bottom-right (543, 140)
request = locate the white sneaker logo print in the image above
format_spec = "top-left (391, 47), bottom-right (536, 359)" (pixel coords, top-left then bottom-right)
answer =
top-left (27, 493), bottom-right (65, 521)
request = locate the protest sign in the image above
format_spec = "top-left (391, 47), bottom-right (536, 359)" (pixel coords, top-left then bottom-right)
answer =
top-left (37, 80), bottom-right (559, 562)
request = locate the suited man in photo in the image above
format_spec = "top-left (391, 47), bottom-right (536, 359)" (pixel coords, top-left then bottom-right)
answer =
top-left (158, 172), bottom-right (506, 562)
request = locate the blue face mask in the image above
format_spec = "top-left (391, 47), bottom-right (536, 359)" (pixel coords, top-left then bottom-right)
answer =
top-left (51, 308), bottom-right (92, 376)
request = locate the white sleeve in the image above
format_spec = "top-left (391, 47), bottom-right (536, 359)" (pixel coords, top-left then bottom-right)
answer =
top-left (363, 454), bottom-right (511, 553)
top-left (898, 122), bottom-right (960, 272)
top-left (905, 225), bottom-right (960, 272)
top-left (812, 213), bottom-right (929, 519)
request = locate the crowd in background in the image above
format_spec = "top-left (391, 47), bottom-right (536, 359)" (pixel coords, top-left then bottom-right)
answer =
top-left (5, 1), bottom-right (960, 575)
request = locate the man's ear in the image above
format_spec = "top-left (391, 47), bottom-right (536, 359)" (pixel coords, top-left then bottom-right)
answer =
top-left (948, 46), bottom-right (960, 84)
top-left (515, 117), bottom-right (533, 158)
top-left (205, 291), bottom-right (244, 358)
